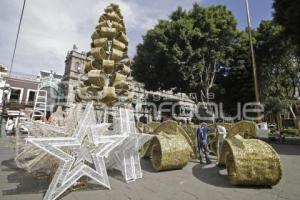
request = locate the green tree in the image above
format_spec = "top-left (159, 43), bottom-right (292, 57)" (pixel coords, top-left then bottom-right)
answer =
top-left (255, 20), bottom-right (300, 119)
top-left (273, 0), bottom-right (300, 55)
top-left (132, 4), bottom-right (238, 104)
top-left (133, 4), bottom-right (300, 121)
top-left (214, 30), bottom-right (255, 116)
top-left (215, 21), bottom-right (300, 118)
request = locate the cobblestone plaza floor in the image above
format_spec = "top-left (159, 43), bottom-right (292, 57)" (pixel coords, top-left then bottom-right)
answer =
top-left (0, 137), bottom-right (299, 200)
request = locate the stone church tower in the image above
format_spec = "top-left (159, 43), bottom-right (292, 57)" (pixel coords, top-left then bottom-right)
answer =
top-left (62, 45), bottom-right (87, 105)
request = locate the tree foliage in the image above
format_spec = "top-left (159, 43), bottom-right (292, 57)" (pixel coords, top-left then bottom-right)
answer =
top-left (273, 0), bottom-right (300, 55)
top-left (255, 20), bottom-right (300, 116)
top-left (214, 30), bottom-right (255, 115)
top-left (132, 4), bottom-right (238, 96)
top-left (132, 3), bottom-right (300, 117)
top-left (217, 20), bottom-right (300, 116)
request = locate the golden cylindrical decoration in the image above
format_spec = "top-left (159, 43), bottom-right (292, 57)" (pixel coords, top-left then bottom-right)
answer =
top-left (119, 64), bottom-right (130, 75)
top-left (113, 72), bottom-right (127, 83)
top-left (99, 27), bottom-right (117, 38)
top-left (102, 59), bottom-right (115, 74)
top-left (112, 21), bottom-right (124, 32)
top-left (105, 12), bottom-right (121, 22)
top-left (93, 38), bottom-right (108, 48)
top-left (90, 47), bottom-right (107, 61)
top-left (84, 61), bottom-right (93, 73)
top-left (111, 48), bottom-right (124, 62)
top-left (92, 60), bottom-right (102, 70)
top-left (116, 32), bottom-right (128, 45)
top-left (101, 86), bottom-right (117, 106)
top-left (87, 70), bottom-right (106, 88)
top-left (91, 31), bottom-right (100, 40)
top-left (112, 39), bottom-right (126, 51)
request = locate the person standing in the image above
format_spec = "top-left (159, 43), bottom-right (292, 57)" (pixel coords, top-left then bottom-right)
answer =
top-left (216, 125), bottom-right (227, 162)
top-left (196, 122), bottom-right (212, 164)
top-left (5, 118), bottom-right (14, 135)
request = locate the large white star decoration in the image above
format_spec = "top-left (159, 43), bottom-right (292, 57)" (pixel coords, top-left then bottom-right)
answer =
top-left (94, 107), bottom-right (153, 182)
top-left (110, 133), bottom-right (153, 182)
top-left (26, 103), bottom-right (123, 200)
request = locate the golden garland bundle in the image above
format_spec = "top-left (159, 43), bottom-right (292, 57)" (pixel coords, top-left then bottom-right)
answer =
top-left (219, 135), bottom-right (282, 186)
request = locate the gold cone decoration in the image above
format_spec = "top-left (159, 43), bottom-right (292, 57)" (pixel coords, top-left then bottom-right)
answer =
top-left (76, 4), bottom-right (133, 106)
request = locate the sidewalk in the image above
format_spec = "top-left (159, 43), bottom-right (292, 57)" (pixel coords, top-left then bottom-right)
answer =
top-left (267, 136), bottom-right (300, 145)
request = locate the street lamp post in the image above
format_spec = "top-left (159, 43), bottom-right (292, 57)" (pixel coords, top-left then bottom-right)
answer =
top-left (0, 84), bottom-right (11, 136)
top-left (245, 0), bottom-right (261, 121)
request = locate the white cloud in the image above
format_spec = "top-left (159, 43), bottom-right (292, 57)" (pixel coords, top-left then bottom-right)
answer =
top-left (0, 0), bottom-right (197, 75)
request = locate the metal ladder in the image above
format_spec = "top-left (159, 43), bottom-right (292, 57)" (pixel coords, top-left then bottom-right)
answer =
top-left (31, 90), bottom-right (47, 121)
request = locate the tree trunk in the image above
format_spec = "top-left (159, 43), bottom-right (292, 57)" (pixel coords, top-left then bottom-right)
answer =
top-left (276, 114), bottom-right (282, 130)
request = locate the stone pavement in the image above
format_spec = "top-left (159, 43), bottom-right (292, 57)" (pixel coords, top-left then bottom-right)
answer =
top-left (0, 136), bottom-right (299, 200)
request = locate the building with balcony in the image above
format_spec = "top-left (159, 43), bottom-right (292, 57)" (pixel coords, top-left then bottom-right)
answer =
top-left (0, 69), bottom-right (39, 117)
top-left (0, 65), bottom-right (64, 118)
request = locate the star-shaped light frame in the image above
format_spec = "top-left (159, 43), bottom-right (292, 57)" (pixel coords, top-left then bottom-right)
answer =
top-left (93, 107), bottom-right (153, 182)
top-left (26, 103), bottom-right (123, 200)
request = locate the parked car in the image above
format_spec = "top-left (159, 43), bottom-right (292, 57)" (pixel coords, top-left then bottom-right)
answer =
top-left (257, 122), bottom-right (270, 138)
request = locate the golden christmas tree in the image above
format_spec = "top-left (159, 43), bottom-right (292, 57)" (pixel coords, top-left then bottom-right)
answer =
top-left (76, 4), bottom-right (133, 106)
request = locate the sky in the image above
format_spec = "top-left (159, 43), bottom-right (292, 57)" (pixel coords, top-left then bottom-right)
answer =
top-left (0, 0), bottom-right (274, 75)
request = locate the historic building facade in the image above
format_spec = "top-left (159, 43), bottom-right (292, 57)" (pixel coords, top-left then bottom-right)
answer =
top-left (62, 46), bottom-right (196, 123)
top-left (0, 65), bottom-right (63, 118)
top-left (0, 67), bottom-right (39, 117)
top-left (1, 46), bottom-right (196, 123)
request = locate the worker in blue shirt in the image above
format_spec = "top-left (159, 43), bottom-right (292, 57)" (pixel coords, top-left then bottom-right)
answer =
top-left (196, 122), bottom-right (212, 164)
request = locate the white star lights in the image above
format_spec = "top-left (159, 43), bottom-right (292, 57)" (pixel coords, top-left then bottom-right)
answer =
top-left (26, 103), bottom-right (152, 200)
top-left (27, 104), bottom-right (112, 200)
top-left (93, 108), bottom-right (153, 182)
top-left (104, 108), bottom-right (153, 182)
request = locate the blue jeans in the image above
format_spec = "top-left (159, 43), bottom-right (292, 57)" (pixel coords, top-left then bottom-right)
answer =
top-left (198, 141), bottom-right (211, 163)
